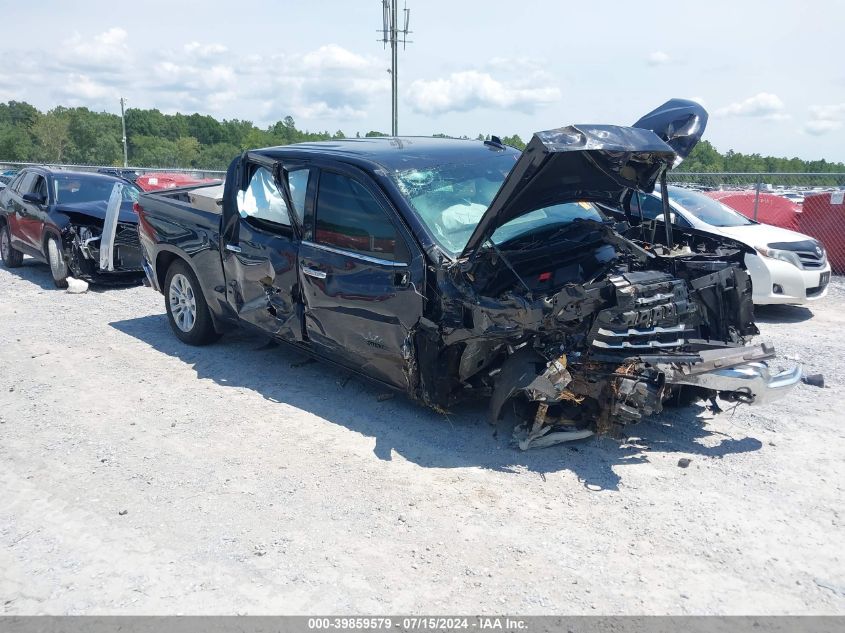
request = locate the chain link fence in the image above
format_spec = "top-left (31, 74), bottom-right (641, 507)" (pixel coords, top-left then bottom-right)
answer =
top-left (0, 161), bottom-right (225, 180)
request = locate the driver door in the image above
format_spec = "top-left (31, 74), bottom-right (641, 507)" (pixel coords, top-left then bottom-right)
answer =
top-left (219, 156), bottom-right (304, 342)
top-left (297, 167), bottom-right (425, 389)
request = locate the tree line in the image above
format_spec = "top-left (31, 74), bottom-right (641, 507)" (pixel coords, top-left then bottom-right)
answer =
top-left (1, 100), bottom-right (843, 173)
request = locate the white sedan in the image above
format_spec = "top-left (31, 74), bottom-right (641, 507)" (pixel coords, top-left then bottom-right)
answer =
top-left (631, 186), bottom-right (831, 305)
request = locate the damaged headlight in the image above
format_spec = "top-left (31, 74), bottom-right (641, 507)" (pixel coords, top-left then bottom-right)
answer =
top-left (754, 245), bottom-right (802, 269)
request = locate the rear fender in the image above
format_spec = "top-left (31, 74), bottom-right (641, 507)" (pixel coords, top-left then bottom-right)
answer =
top-left (155, 247), bottom-right (235, 333)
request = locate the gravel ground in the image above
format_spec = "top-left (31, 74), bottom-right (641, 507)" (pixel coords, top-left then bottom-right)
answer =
top-left (0, 259), bottom-right (843, 615)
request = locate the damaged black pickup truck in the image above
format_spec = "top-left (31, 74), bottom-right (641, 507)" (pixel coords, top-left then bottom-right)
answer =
top-left (136, 99), bottom-right (801, 448)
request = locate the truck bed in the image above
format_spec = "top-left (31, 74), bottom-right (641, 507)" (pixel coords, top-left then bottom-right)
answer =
top-left (138, 183), bottom-right (224, 234)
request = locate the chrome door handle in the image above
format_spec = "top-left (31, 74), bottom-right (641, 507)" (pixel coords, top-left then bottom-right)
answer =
top-left (302, 266), bottom-right (327, 279)
top-left (225, 243), bottom-right (242, 253)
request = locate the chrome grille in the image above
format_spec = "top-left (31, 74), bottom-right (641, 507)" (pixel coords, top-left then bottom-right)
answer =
top-left (796, 249), bottom-right (826, 270)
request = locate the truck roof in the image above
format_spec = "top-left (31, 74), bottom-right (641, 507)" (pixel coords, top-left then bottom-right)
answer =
top-left (251, 136), bottom-right (520, 172)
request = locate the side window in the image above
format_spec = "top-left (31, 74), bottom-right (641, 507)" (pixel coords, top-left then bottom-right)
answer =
top-left (9, 173), bottom-right (25, 192)
top-left (315, 171), bottom-right (404, 262)
top-left (638, 194), bottom-right (666, 221)
top-left (633, 194), bottom-right (692, 227)
top-left (16, 173), bottom-right (36, 194)
top-left (31, 176), bottom-right (48, 200)
top-left (287, 168), bottom-right (311, 226)
top-left (237, 166), bottom-right (290, 227)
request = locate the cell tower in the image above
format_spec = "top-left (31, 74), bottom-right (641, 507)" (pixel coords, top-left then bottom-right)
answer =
top-left (379, 0), bottom-right (411, 136)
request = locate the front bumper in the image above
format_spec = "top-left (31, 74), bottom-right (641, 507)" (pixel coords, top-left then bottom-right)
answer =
top-left (663, 344), bottom-right (802, 405)
top-left (745, 253), bottom-right (831, 305)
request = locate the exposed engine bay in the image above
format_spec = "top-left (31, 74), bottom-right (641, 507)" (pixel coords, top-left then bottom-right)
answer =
top-left (415, 218), bottom-right (799, 449)
top-left (60, 219), bottom-right (143, 279)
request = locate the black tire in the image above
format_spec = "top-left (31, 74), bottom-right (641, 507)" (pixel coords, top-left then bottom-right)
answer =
top-left (0, 223), bottom-right (24, 268)
top-left (46, 234), bottom-right (69, 289)
top-left (164, 259), bottom-right (220, 345)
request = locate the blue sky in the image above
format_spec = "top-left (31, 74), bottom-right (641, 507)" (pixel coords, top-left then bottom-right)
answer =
top-left (1, 0), bottom-right (844, 161)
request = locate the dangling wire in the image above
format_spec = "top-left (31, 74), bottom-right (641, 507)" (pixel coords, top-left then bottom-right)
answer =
top-left (636, 190), bottom-right (645, 242)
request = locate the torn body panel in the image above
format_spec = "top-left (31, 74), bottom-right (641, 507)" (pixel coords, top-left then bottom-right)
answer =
top-left (56, 206), bottom-right (144, 283)
top-left (416, 218), bottom-right (801, 448)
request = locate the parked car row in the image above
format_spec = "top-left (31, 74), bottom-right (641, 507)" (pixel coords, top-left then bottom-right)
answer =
top-left (0, 100), bottom-right (809, 448)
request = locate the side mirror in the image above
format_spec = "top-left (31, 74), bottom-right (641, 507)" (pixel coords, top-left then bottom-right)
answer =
top-left (22, 192), bottom-right (46, 205)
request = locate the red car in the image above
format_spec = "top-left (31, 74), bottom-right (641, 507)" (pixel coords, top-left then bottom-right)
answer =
top-left (135, 172), bottom-right (221, 192)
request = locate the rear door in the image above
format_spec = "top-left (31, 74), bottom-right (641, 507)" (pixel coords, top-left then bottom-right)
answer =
top-left (17, 173), bottom-right (49, 250)
top-left (219, 156), bottom-right (305, 342)
top-left (298, 166), bottom-right (424, 389)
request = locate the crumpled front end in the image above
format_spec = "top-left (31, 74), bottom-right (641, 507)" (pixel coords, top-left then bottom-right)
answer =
top-left (418, 222), bottom-right (801, 450)
top-left (60, 221), bottom-right (144, 282)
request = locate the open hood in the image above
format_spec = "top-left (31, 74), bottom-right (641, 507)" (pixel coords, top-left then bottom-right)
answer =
top-left (459, 99), bottom-right (710, 260)
top-left (459, 124), bottom-right (676, 259)
top-left (55, 200), bottom-right (138, 224)
top-left (632, 98), bottom-right (708, 164)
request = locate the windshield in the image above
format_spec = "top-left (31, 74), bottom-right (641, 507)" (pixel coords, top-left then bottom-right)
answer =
top-left (392, 153), bottom-right (603, 255)
top-left (490, 202), bottom-right (604, 247)
top-left (392, 153), bottom-right (516, 255)
top-left (667, 186), bottom-right (752, 227)
top-left (53, 174), bottom-right (140, 205)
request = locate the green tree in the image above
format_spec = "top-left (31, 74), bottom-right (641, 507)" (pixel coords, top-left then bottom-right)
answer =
top-left (125, 108), bottom-right (168, 138)
top-left (65, 107), bottom-right (122, 165)
top-left (198, 142), bottom-right (241, 170)
top-left (0, 101), bottom-right (39, 130)
top-left (501, 134), bottom-right (526, 150)
top-left (0, 123), bottom-right (34, 161)
top-left (32, 110), bottom-right (72, 162)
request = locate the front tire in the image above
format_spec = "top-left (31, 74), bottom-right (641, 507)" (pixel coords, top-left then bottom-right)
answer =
top-left (0, 224), bottom-right (24, 268)
top-left (164, 259), bottom-right (219, 345)
top-left (46, 235), bottom-right (69, 288)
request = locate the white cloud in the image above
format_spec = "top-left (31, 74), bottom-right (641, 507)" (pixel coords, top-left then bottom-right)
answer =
top-left (803, 103), bottom-right (845, 135)
top-left (0, 27), bottom-right (387, 124)
top-left (63, 27), bottom-right (131, 71)
top-left (808, 103), bottom-right (845, 120)
top-left (647, 51), bottom-right (671, 66)
top-left (142, 44), bottom-right (386, 121)
top-left (406, 71), bottom-right (560, 115)
top-left (183, 41), bottom-right (228, 58)
top-left (804, 119), bottom-right (842, 135)
top-left (714, 92), bottom-right (787, 119)
top-left (57, 74), bottom-right (119, 104)
top-left (301, 44), bottom-right (374, 71)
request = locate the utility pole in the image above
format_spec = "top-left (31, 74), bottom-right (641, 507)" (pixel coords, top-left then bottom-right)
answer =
top-left (379, 1), bottom-right (411, 136)
top-left (120, 97), bottom-right (128, 168)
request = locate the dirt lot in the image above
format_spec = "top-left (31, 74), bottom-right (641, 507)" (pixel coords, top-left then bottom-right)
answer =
top-left (0, 258), bottom-right (843, 615)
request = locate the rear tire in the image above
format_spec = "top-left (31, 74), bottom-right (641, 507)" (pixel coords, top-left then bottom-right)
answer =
top-left (164, 259), bottom-right (219, 345)
top-left (0, 224), bottom-right (24, 268)
top-left (46, 235), bottom-right (69, 289)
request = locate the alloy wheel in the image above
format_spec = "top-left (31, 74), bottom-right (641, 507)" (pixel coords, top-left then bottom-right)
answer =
top-left (169, 273), bottom-right (197, 332)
